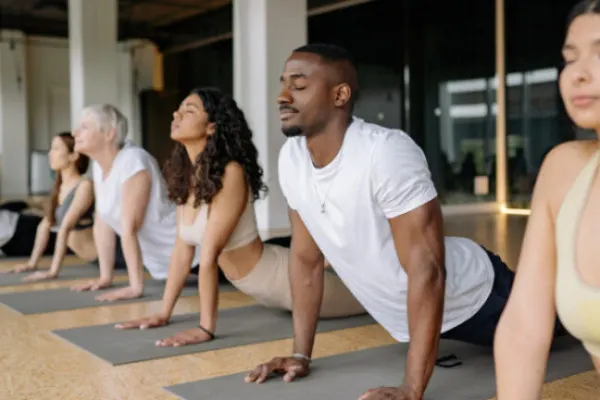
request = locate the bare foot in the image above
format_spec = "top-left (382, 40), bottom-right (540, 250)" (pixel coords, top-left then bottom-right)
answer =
top-left (156, 328), bottom-right (214, 347)
top-left (95, 286), bottom-right (143, 302)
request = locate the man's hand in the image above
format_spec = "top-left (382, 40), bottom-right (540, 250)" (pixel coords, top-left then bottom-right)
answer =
top-left (359, 385), bottom-right (420, 400)
top-left (114, 314), bottom-right (169, 330)
top-left (70, 278), bottom-right (111, 292)
top-left (245, 357), bottom-right (310, 384)
top-left (95, 286), bottom-right (143, 302)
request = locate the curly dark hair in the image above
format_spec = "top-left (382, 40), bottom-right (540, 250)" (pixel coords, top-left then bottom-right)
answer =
top-left (163, 87), bottom-right (268, 207)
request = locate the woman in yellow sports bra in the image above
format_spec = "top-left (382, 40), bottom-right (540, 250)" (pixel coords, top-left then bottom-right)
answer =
top-left (495, 1), bottom-right (600, 397)
top-left (114, 87), bottom-right (365, 346)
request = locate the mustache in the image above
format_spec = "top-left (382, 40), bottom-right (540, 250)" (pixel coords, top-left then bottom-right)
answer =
top-left (279, 105), bottom-right (298, 113)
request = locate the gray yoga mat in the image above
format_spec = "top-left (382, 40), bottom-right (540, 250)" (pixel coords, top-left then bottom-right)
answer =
top-left (0, 278), bottom-right (234, 314)
top-left (52, 305), bottom-right (376, 365)
top-left (0, 264), bottom-right (126, 287)
top-left (165, 335), bottom-right (593, 400)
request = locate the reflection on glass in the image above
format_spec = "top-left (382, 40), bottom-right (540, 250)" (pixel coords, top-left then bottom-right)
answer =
top-left (437, 67), bottom-right (560, 206)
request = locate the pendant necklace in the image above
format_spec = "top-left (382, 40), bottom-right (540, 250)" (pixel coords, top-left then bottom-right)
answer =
top-left (311, 144), bottom-right (344, 215)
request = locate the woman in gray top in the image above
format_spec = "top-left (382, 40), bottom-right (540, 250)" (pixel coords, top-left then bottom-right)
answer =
top-left (2, 132), bottom-right (124, 281)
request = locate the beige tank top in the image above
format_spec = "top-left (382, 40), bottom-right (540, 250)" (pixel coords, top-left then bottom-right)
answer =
top-left (178, 195), bottom-right (259, 251)
top-left (555, 149), bottom-right (600, 356)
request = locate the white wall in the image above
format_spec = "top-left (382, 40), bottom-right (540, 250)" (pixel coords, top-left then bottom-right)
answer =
top-left (0, 30), bottom-right (29, 199)
top-left (27, 36), bottom-right (156, 151)
top-left (6, 35), bottom-right (158, 195)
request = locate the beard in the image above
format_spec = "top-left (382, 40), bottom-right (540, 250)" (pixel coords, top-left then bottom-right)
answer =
top-left (281, 125), bottom-right (304, 138)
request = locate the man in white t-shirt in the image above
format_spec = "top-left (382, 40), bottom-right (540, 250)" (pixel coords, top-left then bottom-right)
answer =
top-left (71, 104), bottom-right (197, 302)
top-left (244, 44), bottom-right (526, 400)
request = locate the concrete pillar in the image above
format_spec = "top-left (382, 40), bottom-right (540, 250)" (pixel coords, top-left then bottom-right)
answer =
top-left (117, 40), bottom-right (158, 146)
top-left (233, 0), bottom-right (307, 237)
top-left (0, 30), bottom-right (29, 198)
top-left (68, 0), bottom-right (119, 128)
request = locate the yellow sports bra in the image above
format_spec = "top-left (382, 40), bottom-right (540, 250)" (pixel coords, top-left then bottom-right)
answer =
top-left (555, 149), bottom-right (600, 357)
top-left (178, 194), bottom-right (259, 251)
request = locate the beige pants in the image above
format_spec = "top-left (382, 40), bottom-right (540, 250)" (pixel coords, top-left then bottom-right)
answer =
top-left (229, 244), bottom-right (366, 318)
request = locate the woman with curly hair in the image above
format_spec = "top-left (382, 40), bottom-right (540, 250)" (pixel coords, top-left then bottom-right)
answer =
top-left (115, 87), bottom-right (365, 346)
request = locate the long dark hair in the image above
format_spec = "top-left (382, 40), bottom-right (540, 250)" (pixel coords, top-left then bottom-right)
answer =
top-left (163, 87), bottom-right (268, 207)
top-left (47, 132), bottom-right (90, 225)
top-left (567, 0), bottom-right (600, 29)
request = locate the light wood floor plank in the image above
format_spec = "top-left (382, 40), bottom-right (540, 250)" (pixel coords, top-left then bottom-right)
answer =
top-left (1, 214), bottom-right (598, 399)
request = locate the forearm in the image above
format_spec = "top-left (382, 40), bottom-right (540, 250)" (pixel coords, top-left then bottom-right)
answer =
top-left (160, 256), bottom-right (193, 318)
top-left (94, 221), bottom-right (116, 283)
top-left (495, 310), bottom-right (552, 399)
top-left (290, 257), bottom-right (324, 358)
top-left (48, 228), bottom-right (71, 275)
top-left (198, 261), bottom-right (219, 333)
top-left (403, 266), bottom-right (445, 396)
top-left (120, 232), bottom-right (145, 291)
top-left (28, 225), bottom-right (51, 267)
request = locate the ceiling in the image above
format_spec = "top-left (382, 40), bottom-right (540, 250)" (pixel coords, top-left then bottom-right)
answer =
top-left (0, 0), bottom-right (229, 44)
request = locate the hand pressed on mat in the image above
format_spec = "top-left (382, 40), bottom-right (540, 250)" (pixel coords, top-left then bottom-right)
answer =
top-left (70, 278), bottom-right (111, 292)
top-left (155, 327), bottom-right (214, 347)
top-left (245, 357), bottom-right (310, 384)
top-left (114, 314), bottom-right (168, 330)
top-left (358, 385), bottom-right (420, 400)
top-left (95, 286), bottom-right (143, 302)
top-left (22, 270), bottom-right (57, 282)
top-left (1, 263), bottom-right (36, 274)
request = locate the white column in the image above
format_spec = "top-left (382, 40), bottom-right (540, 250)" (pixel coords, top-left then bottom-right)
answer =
top-left (117, 39), bottom-right (160, 146)
top-left (233, 0), bottom-right (307, 237)
top-left (69, 0), bottom-right (119, 128)
top-left (0, 30), bottom-right (29, 198)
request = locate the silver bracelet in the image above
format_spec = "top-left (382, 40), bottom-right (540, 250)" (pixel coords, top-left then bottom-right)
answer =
top-left (292, 352), bottom-right (311, 363)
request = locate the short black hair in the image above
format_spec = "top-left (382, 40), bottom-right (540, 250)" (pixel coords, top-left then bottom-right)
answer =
top-left (292, 43), bottom-right (360, 108)
top-left (293, 43), bottom-right (356, 65)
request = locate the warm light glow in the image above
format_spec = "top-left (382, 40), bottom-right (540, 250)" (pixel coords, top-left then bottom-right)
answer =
top-left (500, 205), bottom-right (531, 216)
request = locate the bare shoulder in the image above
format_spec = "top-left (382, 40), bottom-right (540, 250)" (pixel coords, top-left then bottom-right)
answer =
top-left (212, 161), bottom-right (247, 205)
top-left (77, 178), bottom-right (94, 191)
top-left (538, 140), bottom-right (599, 215)
top-left (223, 161), bottom-right (245, 178)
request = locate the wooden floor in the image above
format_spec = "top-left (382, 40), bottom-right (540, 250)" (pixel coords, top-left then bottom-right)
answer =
top-left (1, 213), bottom-right (598, 399)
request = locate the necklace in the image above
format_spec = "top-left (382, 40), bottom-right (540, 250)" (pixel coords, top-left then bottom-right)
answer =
top-left (310, 144), bottom-right (344, 214)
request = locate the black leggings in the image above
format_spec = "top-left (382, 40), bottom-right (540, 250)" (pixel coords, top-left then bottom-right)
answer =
top-left (0, 200), bottom-right (29, 213)
top-left (264, 235), bottom-right (291, 248)
top-left (1, 214), bottom-right (56, 257)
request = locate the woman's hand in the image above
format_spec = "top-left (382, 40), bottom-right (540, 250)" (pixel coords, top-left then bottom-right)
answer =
top-left (114, 314), bottom-right (169, 330)
top-left (22, 270), bottom-right (57, 282)
top-left (1, 263), bottom-right (37, 274)
top-left (155, 327), bottom-right (215, 347)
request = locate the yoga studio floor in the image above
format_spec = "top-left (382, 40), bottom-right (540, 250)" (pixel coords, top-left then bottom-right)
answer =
top-left (1, 213), bottom-right (599, 399)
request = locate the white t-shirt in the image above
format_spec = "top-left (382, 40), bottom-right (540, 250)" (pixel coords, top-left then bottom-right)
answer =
top-left (92, 144), bottom-right (187, 279)
top-left (278, 117), bottom-right (494, 342)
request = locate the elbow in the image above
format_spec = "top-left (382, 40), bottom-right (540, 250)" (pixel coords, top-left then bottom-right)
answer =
top-left (120, 221), bottom-right (141, 239)
top-left (198, 248), bottom-right (219, 274)
top-left (494, 304), bottom-right (553, 357)
top-left (417, 262), bottom-right (446, 292)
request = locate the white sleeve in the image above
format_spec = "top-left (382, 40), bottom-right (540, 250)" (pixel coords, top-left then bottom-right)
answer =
top-left (118, 149), bottom-right (153, 185)
top-left (277, 142), bottom-right (298, 211)
top-left (371, 132), bottom-right (438, 219)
